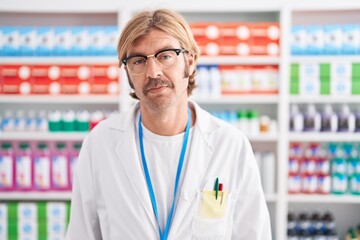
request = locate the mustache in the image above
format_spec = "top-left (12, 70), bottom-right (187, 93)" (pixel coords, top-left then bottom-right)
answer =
top-left (143, 78), bottom-right (174, 94)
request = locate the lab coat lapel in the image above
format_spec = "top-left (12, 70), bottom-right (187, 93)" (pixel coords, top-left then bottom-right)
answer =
top-left (169, 102), bottom-right (216, 237)
top-left (113, 106), bottom-right (158, 233)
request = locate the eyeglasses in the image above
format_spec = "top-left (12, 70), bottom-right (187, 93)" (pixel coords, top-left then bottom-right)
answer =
top-left (122, 48), bottom-right (188, 75)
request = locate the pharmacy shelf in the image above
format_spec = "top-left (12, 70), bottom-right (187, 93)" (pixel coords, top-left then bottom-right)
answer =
top-left (192, 95), bottom-right (279, 104)
top-left (288, 194), bottom-right (360, 204)
top-left (198, 56), bottom-right (280, 65)
top-left (0, 132), bottom-right (87, 141)
top-left (290, 56), bottom-right (360, 63)
top-left (289, 133), bottom-right (360, 142)
top-left (248, 134), bottom-right (279, 142)
top-left (289, 0), bottom-right (360, 11)
top-left (0, 56), bottom-right (118, 65)
top-left (0, 192), bottom-right (72, 201)
top-left (265, 194), bottom-right (278, 203)
top-left (289, 96), bottom-right (360, 104)
top-left (0, 95), bottom-right (119, 104)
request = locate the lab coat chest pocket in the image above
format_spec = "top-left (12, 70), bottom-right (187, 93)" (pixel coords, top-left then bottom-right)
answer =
top-left (191, 190), bottom-right (234, 240)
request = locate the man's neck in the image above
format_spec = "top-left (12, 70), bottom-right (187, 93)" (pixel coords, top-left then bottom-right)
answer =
top-left (140, 102), bottom-right (194, 136)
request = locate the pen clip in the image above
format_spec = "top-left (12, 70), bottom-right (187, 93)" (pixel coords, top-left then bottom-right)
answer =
top-left (219, 183), bottom-right (223, 204)
top-left (214, 177), bottom-right (219, 200)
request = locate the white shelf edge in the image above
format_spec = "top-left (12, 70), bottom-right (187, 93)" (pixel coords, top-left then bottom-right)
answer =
top-left (0, 95), bottom-right (119, 104)
top-left (288, 194), bottom-right (360, 204)
top-left (198, 56), bottom-right (280, 65)
top-left (290, 56), bottom-right (360, 63)
top-left (0, 191), bottom-right (72, 201)
top-left (289, 96), bottom-right (360, 104)
top-left (248, 134), bottom-right (279, 142)
top-left (289, 133), bottom-right (360, 142)
top-left (0, 57), bottom-right (118, 65)
top-left (0, 132), bottom-right (87, 141)
top-left (289, 1), bottom-right (360, 11)
top-left (191, 95), bottom-right (279, 104)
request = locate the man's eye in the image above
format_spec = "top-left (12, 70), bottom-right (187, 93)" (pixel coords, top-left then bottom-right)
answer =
top-left (132, 59), bottom-right (146, 65)
top-left (158, 54), bottom-right (172, 60)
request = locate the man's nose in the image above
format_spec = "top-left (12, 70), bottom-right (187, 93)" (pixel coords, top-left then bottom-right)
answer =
top-left (146, 57), bottom-right (162, 79)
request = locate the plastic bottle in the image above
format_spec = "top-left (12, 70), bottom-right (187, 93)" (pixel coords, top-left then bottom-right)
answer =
top-left (14, 110), bottom-right (26, 131)
top-left (33, 143), bottom-right (51, 191)
top-left (322, 211), bottom-right (336, 235)
top-left (355, 106), bottom-right (360, 132)
top-left (298, 210), bottom-right (310, 233)
top-left (262, 151), bottom-right (276, 194)
top-left (37, 110), bottom-right (48, 132)
top-left (0, 142), bottom-right (15, 190)
top-left (248, 110), bottom-right (260, 136)
top-left (303, 104), bottom-right (321, 132)
top-left (196, 66), bottom-right (211, 97)
top-left (290, 104), bottom-right (304, 132)
top-left (2, 110), bottom-right (14, 132)
top-left (15, 142), bottom-right (33, 191)
top-left (90, 110), bottom-right (104, 130)
top-left (25, 110), bottom-right (37, 131)
top-left (48, 110), bottom-right (62, 132)
top-left (338, 104), bottom-right (355, 132)
top-left (75, 110), bottom-right (90, 132)
top-left (68, 142), bottom-right (81, 187)
top-left (52, 142), bottom-right (69, 190)
top-left (320, 104), bottom-right (338, 132)
top-left (209, 65), bottom-right (222, 97)
top-left (237, 110), bottom-right (249, 135)
top-left (62, 110), bottom-right (76, 132)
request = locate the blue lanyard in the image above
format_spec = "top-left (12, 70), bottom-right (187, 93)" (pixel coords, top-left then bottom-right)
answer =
top-left (138, 108), bottom-right (191, 240)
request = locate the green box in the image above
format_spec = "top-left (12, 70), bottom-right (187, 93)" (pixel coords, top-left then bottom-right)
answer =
top-left (352, 82), bottom-right (360, 94)
top-left (352, 63), bottom-right (360, 78)
top-left (290, 82), bottom-right (299, 95)
top-left (290, 63), bottom-right (299, 78)
top-left (320, 82), bottom-right (330, 95)
top-left (320, 63), bottom-right (330, 77)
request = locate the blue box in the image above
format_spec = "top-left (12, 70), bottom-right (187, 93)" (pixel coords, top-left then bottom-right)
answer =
top-left (55, 26), bottom-right (73, 56)
top-left (291, 26), bottom-right (307, 55)
top-left (89, 26), bottom-right (106, 56)
top-left (342, 24), bottom-right (360, 55)
top-left (324, 25), bottom-right (343, 55)
top-left (104, 25), bottom-right (119, 56)
top-left (72, 26), bottom-right (90, 56)
top-left (1, 27), bottom-right (20, 56)
top-left (37, 27), bottom-right (56, 56)
top-left (20, 27), bottom-right (37, 56)
top-left (306, 25), bottom-right (325, 55)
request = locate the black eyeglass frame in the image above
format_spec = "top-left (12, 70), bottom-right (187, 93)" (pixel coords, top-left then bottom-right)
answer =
top-left (121, 48), bottom-right (188, 66)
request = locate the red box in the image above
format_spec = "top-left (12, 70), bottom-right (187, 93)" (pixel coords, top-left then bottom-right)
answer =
top-left (91, 65), bottom-right (119, 94)
top-left (220, 22), bottom-right (251, 41)
top-left (249, 38), bottom-right (279, 56)
top-left (31, 65), bottom-right (62, 95)
top-left (249, 22), bottom-right (280, 41)
top-left (1, 65), bottom-right (32, 94)
top-left (59, 65), bottom-right (91, 95)
top-left (190, 22), bottom-right (220, 41)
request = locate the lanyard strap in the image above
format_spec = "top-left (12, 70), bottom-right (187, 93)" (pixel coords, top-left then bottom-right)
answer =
top-left (138, 108), bottom-right (191, 240)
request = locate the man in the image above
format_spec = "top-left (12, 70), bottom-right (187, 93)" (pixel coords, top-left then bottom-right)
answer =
top-left (65, 9), bottom-right (271, 240)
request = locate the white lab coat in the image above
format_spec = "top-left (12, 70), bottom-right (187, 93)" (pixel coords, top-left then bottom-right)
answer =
top-left (65, 101), bottom-right (272, 240)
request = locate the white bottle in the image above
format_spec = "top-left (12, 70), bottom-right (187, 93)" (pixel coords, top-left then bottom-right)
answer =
top-left (262, 152), bottom-right (276, 194)
top-left (209, 65), bottom-right (222, 97)
top-left (304, 104), bottom-right (321, 132)
top-left (338, 104), bottom-right (355, 132)
top-left (196, 66), bottom-right (211, 97)
top-left (320, 104), bottom-right (338, 132)
top-left (290, 104), bottom-right (304, 132)
top-left (14, 110), bottom-right (26, 131)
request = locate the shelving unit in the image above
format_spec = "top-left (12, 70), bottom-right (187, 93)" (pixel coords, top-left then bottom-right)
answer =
top-left (1, 1), bottom-right (360, 239)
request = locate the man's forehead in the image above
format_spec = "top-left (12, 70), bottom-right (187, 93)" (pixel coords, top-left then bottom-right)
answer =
top-left (130, 29), bottom-right (179, 49)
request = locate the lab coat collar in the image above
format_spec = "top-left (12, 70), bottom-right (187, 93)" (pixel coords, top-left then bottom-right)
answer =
top-left (111, 100), bottom-right (219, 236)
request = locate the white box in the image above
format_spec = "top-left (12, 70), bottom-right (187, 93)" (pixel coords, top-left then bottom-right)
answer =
top-left (0, 221), bottom-right (7, 239)
top-left (55, 27), bottom-right (73, 56)
top-left (291, 26), bottom-right (307, 55)
top-left (47, 219), bottom-right (66, 237)
top-left (47, 202), bottom-right (67, 221)
top-left (300, 63), bottom-right (319, 79)
top-left (20, 27), bottom-right (37, 56)
top-left (306, 25), bottom-right (325, 55)
top-left (37, 27), bottom-right (55, 56)
top-left (0, 204), bottom-right (7, 223)
top-left (324, 25), bottom-right (343, 55)
top-left (342, 24), bottom-right (360, 55)
top-left (2, 27), bottom-right (20, 56)
top-left (300, 78), bottom-right (320, 96)
top-left (72, 26), bottom-right (90, 56)
top-left (331, 77), bottom-right (351, 96)
top-left (331, 61), bottom-right (352, 78)
top-left (18, 220), bottom-right (38, 240)
top-left (18, 203), bottom-right (37, 220)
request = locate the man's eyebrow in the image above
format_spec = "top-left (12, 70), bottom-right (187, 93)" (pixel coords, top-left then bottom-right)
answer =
top-left (127, 45), bottom-right (180, 57)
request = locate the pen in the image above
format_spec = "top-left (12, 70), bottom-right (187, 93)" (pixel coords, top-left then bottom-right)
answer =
top-left (219, 183), bottom-right (223, 204)
top-left (214, 177), bottom-right (219, 200)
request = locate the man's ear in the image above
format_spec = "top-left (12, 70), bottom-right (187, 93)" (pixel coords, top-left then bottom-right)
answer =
top-left (187, 52), bottom-right (196, 75)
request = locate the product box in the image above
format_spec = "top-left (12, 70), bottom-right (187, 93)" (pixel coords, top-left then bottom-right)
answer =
top-left (0, 221), bottom-right (6, 240)
top-left (300, 62), bottom-right (319, 80)
top-left (300, 77), bottom-right (320, 96)
top-left (220, 65), bottom-right (252, 94)
top-left (1, 65), bottom-right (32, 94)
top-left (37, 27), bottom-right (56, 56)
top-left (89, 26), bottom-right (107, 56)
top-left (306, 25), bottom-right (325, 55)
top-left (250, 22), bottom-right (280, 41)
top-left (91, 65), bottom-right (119, 94)
top-left (218, 37), bottom-right (246, 56)
top-left (18, 220), bottom-right (38, 240)
top-left (219, 22), bottom-right (250, 41)
top-left (190, 22), bottom-right (221, 41)
top-left (324, 25), bottom-right (343, 55)
top-left (291, 26), bottom-right (307, 55)
top-left (342, 24), bottom-right (360, 55)
top-left (331, 77), bottom-right (351, 96)
top-left (331, 62), bottom-right (352, 78)
top-left (47, 219), bottom-right (66, 238)
top-left (251, 65), bottom-right (278, 94)
top-left (55, 27), bottom-right (73, 56)
top-left (19, 27), bottom-right (37, 56)
top-left (59, 65), bottom-right (91, 94)
top-left (250, 38), bottom-right (279, 56)
top-left (31, 65), bottom-right (61, 95)
top-left (47, 202), bottom-right (67, 221)
top-left (18, 203), bottom-right (37, 220)
top-left (1, 27), bottom-right (21, 56)
top-left (104, 25), bottom-right (118, 56)
top-left (71, 26), bottom-right (90, 56)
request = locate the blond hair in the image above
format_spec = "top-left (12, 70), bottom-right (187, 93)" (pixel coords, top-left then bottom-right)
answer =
top-left (117, 9), bottom-right (200, 98)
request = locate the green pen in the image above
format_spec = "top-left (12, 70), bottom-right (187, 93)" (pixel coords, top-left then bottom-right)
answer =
top-left (214, 177), bottom-right (219, 200)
